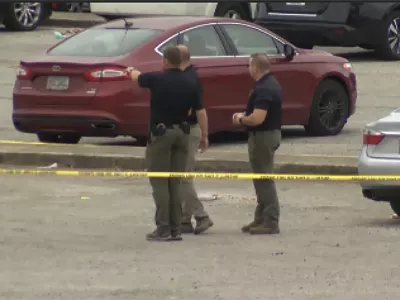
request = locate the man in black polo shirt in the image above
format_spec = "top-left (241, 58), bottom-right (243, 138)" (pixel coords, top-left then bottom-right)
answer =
top-left (177, 44), bottom-right (213, 235)
top-left (125, 46), bottom-right (208, 242)
top-left (232, 53), bottom-right (282, 235)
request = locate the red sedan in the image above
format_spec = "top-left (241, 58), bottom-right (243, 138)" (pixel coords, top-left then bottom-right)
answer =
top-left (13, 16), bottom-right (357, 145)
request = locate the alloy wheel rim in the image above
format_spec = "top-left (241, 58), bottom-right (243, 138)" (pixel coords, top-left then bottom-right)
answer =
top-left (13, 2), bottom-right (41, 28)
top-left (388, 17), bottom-right (400, 55)
top-left (318, 92), bottom-right (345, 130)
top-left (224, 10), bottom-right (242, 19)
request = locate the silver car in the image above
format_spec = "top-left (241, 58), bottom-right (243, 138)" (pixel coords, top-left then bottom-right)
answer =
top-left (358, 108), bottom-right (400, 216)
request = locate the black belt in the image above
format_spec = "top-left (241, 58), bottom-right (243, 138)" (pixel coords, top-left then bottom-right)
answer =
top-left (248, 129), bottom-right (279, 135)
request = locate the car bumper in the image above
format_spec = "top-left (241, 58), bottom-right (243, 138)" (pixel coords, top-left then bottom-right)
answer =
top-left (358, 146), bottom-right (400, 201)
top-left (12, 108), bottom-right (149, 138)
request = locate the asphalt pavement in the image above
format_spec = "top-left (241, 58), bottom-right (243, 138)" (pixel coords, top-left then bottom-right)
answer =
top-left (0, 22), bottom-right (398, 159)
top-left (1, 175), bottom-right (400, 299)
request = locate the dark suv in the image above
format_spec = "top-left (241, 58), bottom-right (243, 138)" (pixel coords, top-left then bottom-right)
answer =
top-left (254, 2), bottom-right (400, 60)
top-left (0, 2), bottom-right (52, 31)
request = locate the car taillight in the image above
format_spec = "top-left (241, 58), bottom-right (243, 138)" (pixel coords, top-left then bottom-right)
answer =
top-left (84, 67), bottom-right (130, 82)
top-left (16, 65), bottom-right (33, 80)
top-left (363, 129), bottom-right (385, 145)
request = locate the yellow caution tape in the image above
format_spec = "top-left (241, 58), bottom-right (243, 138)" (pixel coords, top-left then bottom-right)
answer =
top-left (0, 168), bottom-right (399, 181)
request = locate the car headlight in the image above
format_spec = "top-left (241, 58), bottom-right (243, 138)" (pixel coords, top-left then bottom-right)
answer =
top-left (343, 62), bottom-right (352, 72)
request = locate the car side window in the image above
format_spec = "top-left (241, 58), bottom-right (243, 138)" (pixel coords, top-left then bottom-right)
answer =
top-left (221, 24), bottom-right (280, 55)
top-left (158, 35), bottom-right (178, 53)
top-left (181, 25), bottom-right (226, 57)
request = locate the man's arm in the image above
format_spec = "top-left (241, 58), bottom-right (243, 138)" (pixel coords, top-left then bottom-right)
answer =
top-left (240, 92), bottom-right (269, 126)
top-left (196, 109), bottom-right (208, 138)
top-left (126, 68), bottom-right (158, 88)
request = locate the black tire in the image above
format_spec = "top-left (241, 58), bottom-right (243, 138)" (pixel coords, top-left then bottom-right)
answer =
top-left (376, 11), bottom-right (400, 60)
top-left (67, 3), bottom-right (84, 13)
top-left (390, 200), bottom-right (400, 216)
top-left (304, 79), bottom-right (349, 136)
top-left (3, 2), bottom-right (45, 31)
top-left (214, 2), bottom-right (250, 21)
top-left (133, 136), bottom-right (148, 147)
top-left (37, 133), bottom-right (81, 144)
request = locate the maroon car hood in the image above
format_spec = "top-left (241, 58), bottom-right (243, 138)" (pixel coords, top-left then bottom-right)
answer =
top-left (296, 48), bottom-right (348, 63)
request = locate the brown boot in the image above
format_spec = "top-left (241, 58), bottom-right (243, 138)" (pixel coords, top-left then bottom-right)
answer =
top-left (194, 216), bottom-right (213, 235)
top-left (249, 222), bottom-right (280, 235)
top-left (241, 221), bottom-right (262, 233)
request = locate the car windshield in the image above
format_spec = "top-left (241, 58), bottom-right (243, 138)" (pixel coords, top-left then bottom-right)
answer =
top-left (48, 28), bottom-right (161, 57)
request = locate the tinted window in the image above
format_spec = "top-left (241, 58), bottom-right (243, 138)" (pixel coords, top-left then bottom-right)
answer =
top-left (221, 24), bottom-right (279, 55)
top-left (158, 35), bottom-right (178, 53)
top-left (181, 25), bottom-right (226, 57)
top-left (48, 28), bottom-right (161, 57)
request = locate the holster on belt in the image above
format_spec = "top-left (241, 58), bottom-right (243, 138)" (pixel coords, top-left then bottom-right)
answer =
top-left (180, 121), bottom-right (190, 135)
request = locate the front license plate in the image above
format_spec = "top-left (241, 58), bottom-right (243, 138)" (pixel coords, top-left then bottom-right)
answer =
top-left (47, 76), bottom-right (70, 91)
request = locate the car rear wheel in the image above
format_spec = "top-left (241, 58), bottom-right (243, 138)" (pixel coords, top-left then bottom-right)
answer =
top-left (3, 2), bottom-right (44, 31)
top-left (133, 136), bottom-right (148, 147)
top-left (304, 79), bottom-right (349, 136)
top-left (390, 200), bottom-right (400, 216)
top-left (37, 133), bottom-right (81, 144)
top-left (214, 3), bottom-right (250, 21)
top-left (376, 11), bottom-right (400, 60)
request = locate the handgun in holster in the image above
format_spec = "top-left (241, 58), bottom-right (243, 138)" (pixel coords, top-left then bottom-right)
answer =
top-left (180, 121), bottom-right (190, 135)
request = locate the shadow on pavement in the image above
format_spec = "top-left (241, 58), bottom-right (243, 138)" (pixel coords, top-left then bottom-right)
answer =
top-left (357, 217), bottom-right (400, 229)
top-left (92, 126), bottom-right (357, 147)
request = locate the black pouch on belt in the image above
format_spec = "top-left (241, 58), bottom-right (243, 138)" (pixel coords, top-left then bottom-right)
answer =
top-left (180, 122), bottom-right (190, 135)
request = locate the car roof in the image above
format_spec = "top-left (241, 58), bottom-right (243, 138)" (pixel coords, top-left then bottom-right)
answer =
top-left (94, 16), bottom-right (253, 31)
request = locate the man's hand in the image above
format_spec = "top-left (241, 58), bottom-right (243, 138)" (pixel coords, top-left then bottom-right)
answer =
top-left (199, 135), bottom-right (209, 153)
top-left (125, 67), bottom-right (141, 81)
top-left (232, 112), bottom-right (245, 125)
top-left (125, 67), bottom-right (135, 74)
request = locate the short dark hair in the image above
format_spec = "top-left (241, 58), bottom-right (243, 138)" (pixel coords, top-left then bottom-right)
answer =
top-left (162, 46), bottom-right (182, 67)
top-left (250, 53), bottom-right (271, 72)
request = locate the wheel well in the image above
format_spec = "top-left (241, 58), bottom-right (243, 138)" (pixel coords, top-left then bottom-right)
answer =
top-left (215, 1), bottom-right (252, 21)
top-left (383, 5), bottom-right (400, 19)
top-left (318, 76), bottom-right (351, 117)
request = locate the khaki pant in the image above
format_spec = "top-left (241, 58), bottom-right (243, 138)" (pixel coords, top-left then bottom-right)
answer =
top-left (180, 124), bottom-right (209, 223)
top-left (145, 126), bottom-right (189, 234)
top-left (248, 130), bottom-right (281, 224)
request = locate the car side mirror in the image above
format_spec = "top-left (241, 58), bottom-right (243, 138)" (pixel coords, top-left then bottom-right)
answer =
top-left (283, 44), bottom-right (295, 59)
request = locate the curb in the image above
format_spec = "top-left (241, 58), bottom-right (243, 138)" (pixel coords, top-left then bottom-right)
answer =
top-left (0, 151), bottom-right (358, 175)
top-left (41, 16), bottom-right (105, 29)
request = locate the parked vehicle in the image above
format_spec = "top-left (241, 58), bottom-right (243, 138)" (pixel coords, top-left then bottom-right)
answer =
top-left (52, 2), bottom-right (90, 13)
top-left (358, 109), bottom-right (400, 216)
top-left (0, 2), bottom-right (52, 31)
top-left (12, 16), bottom-right (357, 145)
top-left (90, 2), bottom-right (257, 21)
top-left (254, 2), bottom-right (400, 60)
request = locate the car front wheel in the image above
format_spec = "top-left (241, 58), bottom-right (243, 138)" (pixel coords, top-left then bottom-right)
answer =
top-left (3, 2), bottom-right (44, 31)
top-left (376, 11), bottom-right (400, 60)
top-left (304, 79), bottom-right (349, 136)
top-left (37, 133), bottom-right (81, 144)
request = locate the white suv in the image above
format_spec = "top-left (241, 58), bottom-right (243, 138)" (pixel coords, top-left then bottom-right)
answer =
top-left (90, 2), bottom-right (257, 21)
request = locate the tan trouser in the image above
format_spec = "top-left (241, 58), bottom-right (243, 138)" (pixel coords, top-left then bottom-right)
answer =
top-left (248, 130), bottom-right (281, 224)
top-left (145, 126), bottom-right (189, 234)
top-left (180, 124), bottom-right (209, 223)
